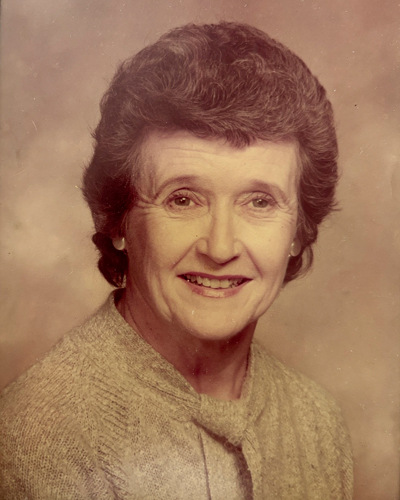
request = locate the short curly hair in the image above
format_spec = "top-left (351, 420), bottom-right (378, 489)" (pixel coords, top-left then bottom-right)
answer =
top-left (83, 22), bottom-right (338, 287)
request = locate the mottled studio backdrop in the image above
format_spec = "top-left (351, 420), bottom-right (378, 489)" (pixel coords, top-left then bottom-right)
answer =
top-left (1, 1), bottom-right (399, 499)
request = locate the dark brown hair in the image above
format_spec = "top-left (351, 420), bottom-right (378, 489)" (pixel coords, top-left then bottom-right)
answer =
top-left (83, 22), bottom-right (338, 286)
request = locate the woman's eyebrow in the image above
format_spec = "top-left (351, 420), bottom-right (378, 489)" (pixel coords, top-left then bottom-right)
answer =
top-left (244, 180), bottom-right (292, 203)
top-left (153, 175), bottom-right (204, 198)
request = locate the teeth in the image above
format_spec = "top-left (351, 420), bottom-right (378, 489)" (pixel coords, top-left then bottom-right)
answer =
top-left (210, 279), bottom-right (219, 289)
top-left (183, 275), bottom-right (244, 289)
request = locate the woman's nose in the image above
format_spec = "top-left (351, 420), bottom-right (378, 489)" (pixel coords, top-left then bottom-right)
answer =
top-left (196, 209), bottom-right (241, 264)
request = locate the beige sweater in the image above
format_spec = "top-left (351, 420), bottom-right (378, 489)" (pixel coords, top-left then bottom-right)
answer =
top-left (0, 292), bottom-right (353, 499)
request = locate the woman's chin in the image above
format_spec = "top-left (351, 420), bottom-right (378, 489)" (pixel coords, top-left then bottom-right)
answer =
top-left (174, 314), bottom-right (256, 345)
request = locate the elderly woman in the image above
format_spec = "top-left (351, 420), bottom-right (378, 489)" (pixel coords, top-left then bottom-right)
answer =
top-left (0, 22), bottom-right (352, 499)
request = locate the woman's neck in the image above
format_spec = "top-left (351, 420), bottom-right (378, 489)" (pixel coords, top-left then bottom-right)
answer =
top-left (117, 291), bottom-right (255, 401)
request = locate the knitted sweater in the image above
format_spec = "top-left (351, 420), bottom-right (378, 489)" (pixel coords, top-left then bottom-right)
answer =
top-left (0, 292), bottom-right (353, 499)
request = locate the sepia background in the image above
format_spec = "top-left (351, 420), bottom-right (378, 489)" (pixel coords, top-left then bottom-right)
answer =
top-left (1, 0), bottom-right (399, 498)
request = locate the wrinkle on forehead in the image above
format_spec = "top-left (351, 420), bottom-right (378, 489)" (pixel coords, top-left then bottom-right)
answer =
top-left (136, 129), bottom-right (300, 199)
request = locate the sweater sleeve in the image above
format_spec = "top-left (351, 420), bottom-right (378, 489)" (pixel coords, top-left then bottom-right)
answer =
top-left (0, 342), bottom-right (114, 500)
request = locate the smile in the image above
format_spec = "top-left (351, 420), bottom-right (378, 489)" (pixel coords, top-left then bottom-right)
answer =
top-left (180, 274), bottom-right (248, 289)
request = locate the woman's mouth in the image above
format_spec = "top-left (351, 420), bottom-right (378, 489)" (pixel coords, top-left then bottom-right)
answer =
top-left (180, 274), bottom-right (248, 289)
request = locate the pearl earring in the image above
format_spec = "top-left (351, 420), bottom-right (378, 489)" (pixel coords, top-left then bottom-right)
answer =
top-left (289, 241), bottom-right (301, 257)
top-left (112, 237), bottom-right (126, 251)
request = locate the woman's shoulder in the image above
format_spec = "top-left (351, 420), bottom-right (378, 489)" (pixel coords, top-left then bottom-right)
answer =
top-left (0, 341), bottom-right (116, 499)
top-left (0, 294), bottom-right (117, 414)
top-left (1, 321), bottom-right (91, 424)
top-left (252, 341), bottom-right (345, 420)
top-left (0, 297), bottom-right (121, 498)
top-left (251, 345), bottom-right (353, 497)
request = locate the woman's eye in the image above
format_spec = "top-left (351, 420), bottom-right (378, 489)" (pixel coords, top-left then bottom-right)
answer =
top-left (252, 198), bottom-right (270, 208)
top-left (165, 190), bottom-right (208, 217)
top-left (165, 191), bottom-right (199, 211)
top-left (249, 195), bottom-right (275, 209)
top-left (174, 196), bottom-right (191, 207)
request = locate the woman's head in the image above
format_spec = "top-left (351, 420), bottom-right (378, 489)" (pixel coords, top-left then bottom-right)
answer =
top-left (83, 22), bottom-right (338, 287)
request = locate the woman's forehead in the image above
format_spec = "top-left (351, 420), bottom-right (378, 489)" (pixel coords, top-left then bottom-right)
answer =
top-left (137, 130), bottom-right (300, 198)
top-left (141, 128), bottom-right (297, 155)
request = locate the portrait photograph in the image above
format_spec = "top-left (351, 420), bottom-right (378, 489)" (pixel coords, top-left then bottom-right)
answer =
top-left (0, 1), bottom-right (399, 499)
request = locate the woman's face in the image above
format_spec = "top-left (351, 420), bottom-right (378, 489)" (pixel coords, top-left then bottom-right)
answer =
top-left (123, 130), bottom-right (299, 342)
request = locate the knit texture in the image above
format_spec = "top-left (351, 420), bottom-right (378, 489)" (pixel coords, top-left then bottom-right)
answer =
top-left (0, 292), bottom-right (353, 499)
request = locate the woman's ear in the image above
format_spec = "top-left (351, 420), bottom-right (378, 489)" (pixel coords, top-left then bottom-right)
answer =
top-left (289, 239), bottom-right (301, 257)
